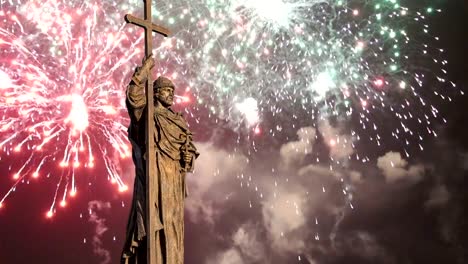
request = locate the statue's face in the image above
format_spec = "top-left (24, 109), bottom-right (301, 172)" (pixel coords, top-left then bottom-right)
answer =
top-left (155, 86), bottom-right (174, 107)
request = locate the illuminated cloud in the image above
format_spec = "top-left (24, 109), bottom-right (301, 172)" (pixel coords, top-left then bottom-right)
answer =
top-left (318, 120), bottom-right (354, 161)
top-left (377, 152), bottom-right (425, 183)
top-left (279, 127), bottom-right (316, 170)
top-left (186, 143), bottom-right (248, 224)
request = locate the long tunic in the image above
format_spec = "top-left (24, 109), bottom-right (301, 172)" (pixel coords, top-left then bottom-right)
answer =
top-left (121, 78), bottom-right (198, 264)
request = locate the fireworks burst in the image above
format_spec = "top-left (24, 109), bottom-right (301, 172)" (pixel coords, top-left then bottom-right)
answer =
top-left (0, 1), bottom-right (143, 216)
top-left (152, 0), bottom-right (460, 154)
top-left (0, 0), bottom-right (461, 216)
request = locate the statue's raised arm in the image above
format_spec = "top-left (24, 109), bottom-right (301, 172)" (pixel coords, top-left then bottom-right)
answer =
top-left (126, 56), bottom-right (155, 122)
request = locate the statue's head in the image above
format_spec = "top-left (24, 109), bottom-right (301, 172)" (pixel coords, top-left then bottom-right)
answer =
top-left (153, 76), bottom-right (175, 107)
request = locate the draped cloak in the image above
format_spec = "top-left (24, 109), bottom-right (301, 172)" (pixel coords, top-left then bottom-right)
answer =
top-left (121, 79), bottom-right (198, 264)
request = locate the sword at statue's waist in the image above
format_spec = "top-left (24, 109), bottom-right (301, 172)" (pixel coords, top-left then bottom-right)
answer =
top-left (180, 137), bottom-right (191, 173)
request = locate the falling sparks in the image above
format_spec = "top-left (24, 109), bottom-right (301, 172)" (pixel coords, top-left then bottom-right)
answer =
top-left (0, 1), bottom-right (134, 214)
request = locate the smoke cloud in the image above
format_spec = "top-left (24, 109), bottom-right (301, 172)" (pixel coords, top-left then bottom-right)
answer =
top-left (377, 151), bottom-right (425, 183)
top-left (88, 200), bottom-right (112, 264)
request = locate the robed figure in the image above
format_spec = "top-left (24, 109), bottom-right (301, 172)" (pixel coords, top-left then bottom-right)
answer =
top-left (121, 56), bottom-right (199, 264)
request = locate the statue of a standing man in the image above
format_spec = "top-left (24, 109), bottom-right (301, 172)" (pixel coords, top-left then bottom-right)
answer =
top-left (121, 56), bottom-right (199, 264)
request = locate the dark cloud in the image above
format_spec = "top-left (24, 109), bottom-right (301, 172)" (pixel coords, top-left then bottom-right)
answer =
top-left (425, 184), bottom-right (450, 208)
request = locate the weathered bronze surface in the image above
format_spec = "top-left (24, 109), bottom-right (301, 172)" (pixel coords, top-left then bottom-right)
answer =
top-left (121, 1), bottom-right (198, 263)
top-left (121, 58), bottom-right (199, 264)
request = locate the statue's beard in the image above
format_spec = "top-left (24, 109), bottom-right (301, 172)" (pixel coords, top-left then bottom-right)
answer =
top-left (155, 95), bottom-right (173, 107)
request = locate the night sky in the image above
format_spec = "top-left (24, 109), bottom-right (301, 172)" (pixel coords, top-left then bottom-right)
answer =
top-left (1, 0), bottom-right (467, 264)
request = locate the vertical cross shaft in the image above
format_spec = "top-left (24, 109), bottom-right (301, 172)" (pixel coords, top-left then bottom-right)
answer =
top-left (124, 1), bottom-right (170, 263)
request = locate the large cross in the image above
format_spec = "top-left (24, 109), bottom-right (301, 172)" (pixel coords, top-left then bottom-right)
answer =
top-left (124, 1), bottom-right (170, 263)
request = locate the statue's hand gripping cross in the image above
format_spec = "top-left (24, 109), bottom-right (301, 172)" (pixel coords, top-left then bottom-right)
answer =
top-left (124, 1), bottom-right (170, 264)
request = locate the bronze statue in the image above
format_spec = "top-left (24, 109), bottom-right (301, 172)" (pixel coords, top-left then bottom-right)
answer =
top-left (121, 55), bottom-right (199, 264)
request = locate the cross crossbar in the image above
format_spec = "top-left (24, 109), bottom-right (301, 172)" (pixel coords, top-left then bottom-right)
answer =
top-left (125, 14), bottom-right (170, 37)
